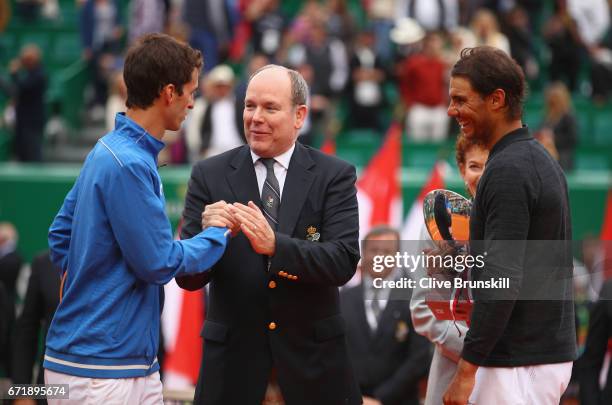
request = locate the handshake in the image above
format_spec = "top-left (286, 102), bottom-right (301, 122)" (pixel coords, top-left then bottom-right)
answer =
top-left (203, 200), bottom-right (276, 256)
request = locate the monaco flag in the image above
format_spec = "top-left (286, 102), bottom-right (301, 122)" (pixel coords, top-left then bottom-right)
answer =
top-left (401, 161), bottom-right (449, 240)
top-left (356, 122), bottom-right (403, 241)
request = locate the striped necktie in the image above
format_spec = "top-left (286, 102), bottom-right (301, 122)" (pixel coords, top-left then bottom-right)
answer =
top-left (260, 158), bottom-right (280, 230)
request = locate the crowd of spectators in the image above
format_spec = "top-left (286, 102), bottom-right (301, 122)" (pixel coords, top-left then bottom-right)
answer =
top-left (1, 0), bottom-right (610, 168)
top-left (0, 2), bottom-right (612, 403)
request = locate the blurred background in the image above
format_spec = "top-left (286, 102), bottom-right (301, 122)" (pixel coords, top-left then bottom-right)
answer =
top-left (0, 0), bottom-right (610, 403)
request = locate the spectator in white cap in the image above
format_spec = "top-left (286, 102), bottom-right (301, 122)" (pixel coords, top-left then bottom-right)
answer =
top-left (185, 64), bottom-right (245, 161)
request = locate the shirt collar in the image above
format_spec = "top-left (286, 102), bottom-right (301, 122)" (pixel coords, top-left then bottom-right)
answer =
top-left (362, 274), bottom-right (392, 300)
top-left (250, 143), bottom-right (296, 170)
top-left (488, 125), bottom-right (532, 161)
top-left (114, 112), bottom-right (166, 156)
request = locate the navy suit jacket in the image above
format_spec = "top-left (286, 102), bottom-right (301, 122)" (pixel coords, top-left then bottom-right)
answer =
top-left (178, 143), bottom-right (362, 405)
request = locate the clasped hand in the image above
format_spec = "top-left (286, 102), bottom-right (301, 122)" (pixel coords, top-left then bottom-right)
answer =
top-left (201, 200), bottom-right (275, 256)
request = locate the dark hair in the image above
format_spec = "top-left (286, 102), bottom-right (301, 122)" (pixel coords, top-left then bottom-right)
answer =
top-left (455, 134), bottom-right (484, 167)
top-left (124, 33), bottom-right (203, 109)
top-left (248, 64), bottom-right (309, 107)
top-left (451, 46), bottom-right (526, 120)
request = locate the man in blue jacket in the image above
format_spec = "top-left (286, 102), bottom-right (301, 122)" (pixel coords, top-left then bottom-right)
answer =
top-left (44, 33), bottom-right (234, 404)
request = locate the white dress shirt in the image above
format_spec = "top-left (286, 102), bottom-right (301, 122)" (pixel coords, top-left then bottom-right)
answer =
top-left (250, 143), bottom-right (295, 198)
top-left (363, 275), bottom-right (391, 331)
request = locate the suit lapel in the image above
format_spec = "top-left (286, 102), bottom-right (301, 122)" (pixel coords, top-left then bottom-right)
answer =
top-left (226, 146), bottom-right (261, 206)
top-left (278, 143), bottom-right (315, 236)
top-left (355, 284), bottom-right (375, 344)
top-left (373, 300), bottom-right (397, 343)
top-left (372, 290), bottom-right (408, 348)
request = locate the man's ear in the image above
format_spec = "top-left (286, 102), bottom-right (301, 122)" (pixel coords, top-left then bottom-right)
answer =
top-left (488, 88), bottom-right (507, 113)
top-left (294, 104), bottom-right (308, 130)
top-left (162, 84), bottom-right (175, 105)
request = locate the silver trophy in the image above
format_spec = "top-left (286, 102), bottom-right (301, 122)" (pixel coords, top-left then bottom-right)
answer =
top-left (423, 189), bottom-right (472, 253)
top-left (423, 189), bottom-right (474, 321)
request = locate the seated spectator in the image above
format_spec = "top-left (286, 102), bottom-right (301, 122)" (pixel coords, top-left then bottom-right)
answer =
top-left (397, 32), bottom-right (449, 142)
top-left (200, 65), bottom-right (244, 158)
top-left (340, 226), bottom-right (430, 405)
top-left (537, 82), bottom-right (578, 171)
top-left (185, 65), bottom-right (244, 161)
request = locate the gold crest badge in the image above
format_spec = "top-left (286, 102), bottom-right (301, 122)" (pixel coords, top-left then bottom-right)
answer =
top-left (395, 320), bottom-right (409, 342)
top-left (306, 226), bottom-right (320, 242)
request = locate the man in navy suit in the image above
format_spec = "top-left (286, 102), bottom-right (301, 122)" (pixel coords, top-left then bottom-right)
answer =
top-left (341, 226), bottom-right (430, 405)
top-left (178, 65), bottom-right (361, 405)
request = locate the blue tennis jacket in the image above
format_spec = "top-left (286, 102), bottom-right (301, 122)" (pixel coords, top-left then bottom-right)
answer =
top-left (44, 113), bottom-right (227, 378)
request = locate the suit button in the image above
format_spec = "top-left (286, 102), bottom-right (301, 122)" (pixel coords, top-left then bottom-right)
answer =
top-left (279, 271), bottom-right (286, 276)
top-left (268, 280), bottom-right (277, 289)
top-left (268, 322), bottom-right (277, 330)
top-left (292, 275), bottom-right (298, 280)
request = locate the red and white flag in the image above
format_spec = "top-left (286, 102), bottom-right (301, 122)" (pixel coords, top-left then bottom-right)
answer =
top-left (356, 123), bottom-right (403, 241)
top-left (401, 161), bottom-right (448, 240)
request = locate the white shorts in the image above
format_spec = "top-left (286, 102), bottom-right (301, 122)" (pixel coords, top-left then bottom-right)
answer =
top-left (44, 369), bottom-right (163, 405)
top-left (469, 361), bottom-right (573, 405)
